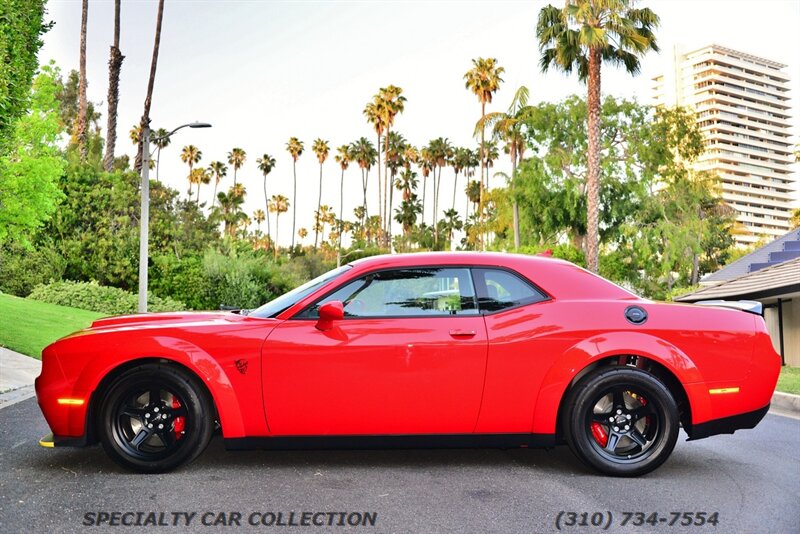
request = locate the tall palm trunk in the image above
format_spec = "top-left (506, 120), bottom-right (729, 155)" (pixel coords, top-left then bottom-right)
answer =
top-left (155, 147), bottom-right (161, 182)
top-left (195, 181), bottom-right (201, 203)
top-left (420, 175), bottom-right (426, 226)
top-left (433, 166), bottom-right (442, 247)
top-left (361, 168), bottom-right (369, 223)
top-left (135, 0), bottom-right (165, 172)
top-left (388, 170), bottom-right (394, 244)
top-left (376, 132), bottom-right (382, 240)
top-left (187, 162), bottom-right (194, 197)
top-left (338, 167), bottom-right (345, 256)
top-left (103, 0), bottom-right (124, 171)
top-left (212, 179), bottom-right (219, 208)
top-left (290, 161), bottom-right (297, 250)
top-left (263, 176), bottom-right (271, 247)
top-left (479, 100), bottom-right (486, 250)
top-left (314, 163), bottom-right (323, 249)
top-left (383, 130), bottom-right (389, 245)
top-left (274, 213), bottom-right (280, 260)
top-left (511, 147), bottom-right (520, 250)
top-left (451, 169), bottom-right (459, 212)
top-left (586, 48), bottom-right (601, 273)
top-left (76, 0), bottom-right (88, 160)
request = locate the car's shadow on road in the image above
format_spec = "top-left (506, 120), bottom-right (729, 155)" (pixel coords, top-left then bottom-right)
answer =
top-left (23, 432), bottom-right (708, 480)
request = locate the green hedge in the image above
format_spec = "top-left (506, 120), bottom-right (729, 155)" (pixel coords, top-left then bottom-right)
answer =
top-left (28, 280), bottom-right (186, 315)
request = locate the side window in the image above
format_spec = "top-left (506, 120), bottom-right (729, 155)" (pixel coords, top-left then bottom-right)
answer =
top-left (303, 268), bottom-right (478, 318)
top-left (473, 268), bottom-right (547, 313)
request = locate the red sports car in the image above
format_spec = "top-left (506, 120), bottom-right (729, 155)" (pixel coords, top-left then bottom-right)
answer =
top-left (36, 252), bottom-right (780, 476)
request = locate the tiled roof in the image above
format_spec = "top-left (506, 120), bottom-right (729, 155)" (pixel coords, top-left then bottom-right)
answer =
top-left (675, 257), bottom-right (800, 302)
top-left (702, 228), bottom-right (800, 283)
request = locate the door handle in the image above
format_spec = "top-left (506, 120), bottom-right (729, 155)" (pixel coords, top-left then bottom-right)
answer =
top-left (449, 329), bottom-right (476, 337)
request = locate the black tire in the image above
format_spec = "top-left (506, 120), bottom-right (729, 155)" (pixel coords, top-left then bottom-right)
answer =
top-left (97, 363), bottom-right (213, 473)
top-left (563, 367), bottom-right (679, 477)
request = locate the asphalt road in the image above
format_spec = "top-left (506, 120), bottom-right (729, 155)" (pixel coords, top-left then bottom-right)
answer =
top-left (1, 398), bottom-right (798, 534)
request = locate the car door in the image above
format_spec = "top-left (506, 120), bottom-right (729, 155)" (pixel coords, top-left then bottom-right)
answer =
top-left (262, 267), bottom-right (488, 436)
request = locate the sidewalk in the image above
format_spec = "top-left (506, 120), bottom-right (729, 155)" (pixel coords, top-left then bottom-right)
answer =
top-left (0, 347), bottom-right (41, 408)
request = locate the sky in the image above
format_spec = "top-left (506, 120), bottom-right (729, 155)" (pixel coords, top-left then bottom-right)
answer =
top-left (40, 0), bottom-right (800, 246)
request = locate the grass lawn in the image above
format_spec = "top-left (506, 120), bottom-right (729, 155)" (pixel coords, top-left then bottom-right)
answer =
top-left (0, 293), bottom-right (103, 359)
top-left (776, 366), bottom-right (800, 395)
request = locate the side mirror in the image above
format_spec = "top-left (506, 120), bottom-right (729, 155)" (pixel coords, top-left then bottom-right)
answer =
top-left (315, 300), bottom-right (344, 331)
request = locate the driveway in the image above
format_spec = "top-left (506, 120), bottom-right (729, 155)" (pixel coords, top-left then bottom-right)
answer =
top-left (0, 398), bottom-right (798, 533)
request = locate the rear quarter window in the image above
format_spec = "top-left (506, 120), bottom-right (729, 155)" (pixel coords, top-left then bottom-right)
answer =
top-left (473, 268), bottom-right (548, 313)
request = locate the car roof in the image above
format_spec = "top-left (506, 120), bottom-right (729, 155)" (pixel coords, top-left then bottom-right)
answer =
top-left (349, 251), bottom-right (570, 269)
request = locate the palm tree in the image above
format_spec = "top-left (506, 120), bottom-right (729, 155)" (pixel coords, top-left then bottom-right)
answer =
top-left (217, 190), bottom-right (246, 238)
top-left (466, 179), bottom-right (481, 220)
top-left (285, 137), bottom-right (304, 251)
top-left (451, 147), bottom-right (470, 212)
top-left (442, 208), bottom-right (464, 248)
top-left (209, 161), bottom-right (227, 208)
top-left (384, 131), bottom-right (407, 244)
top-left (103, 0), bottom-right (124, 171)
top-left (152, 127), bottom-right (170, 182)
top-left (311, 138), bottom-right (330, 250)
top-left (364, 100), bottom-right (385, 226)
top-left (464, 57), bottom-right (505, 250)
top-left (180, 145), bottom-right (202, 197)
top-left (350, 137), bottom-right (377, 229)
top-left (191, 167), bottom-right (210, 203)
top-left (477, 86), bottom-right (533, 250)
top-left (334, 145), bottom-right (352, 258)
top-left (269, 194), bottom-right (290, 258)
top-left (256, 154), bottom-right (276, 245)
top-left (315, 205), bottom-right (334, 246)
top-left (377, 86), bottom-right (406, 243)
top-left (129, 124), bottom-right (141, 146)
top-left (76, 0), bottom-right (88, 160)
top-left (135, 0), bottom-right (165, 171)
top-left (253, 209), bottom-right (266, 235)
top-left (418, 147), bottom-right (434, 227)
top-left (227, 148), bottom-right (246, 187)
top-left (537, 0), bottom-right (659, 271)
top-left (427, 137), bottom-right (453, 246)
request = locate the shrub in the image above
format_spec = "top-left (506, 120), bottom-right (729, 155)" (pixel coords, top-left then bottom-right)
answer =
top-left (28, 280), bottom-right (186, 315)
top-left (150, 254), bottom-right (211, 310)
top-left (202, 249), bottom-right (296, 310)
top-left (0, 240), bottom-right (65, 296)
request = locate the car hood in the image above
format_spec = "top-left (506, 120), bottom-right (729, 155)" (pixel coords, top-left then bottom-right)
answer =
top-left (89, 311), bottom-right (241, 330)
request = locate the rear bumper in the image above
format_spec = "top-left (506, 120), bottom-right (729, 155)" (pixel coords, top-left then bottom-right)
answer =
top-left (686, 403), bottom-right (770, 441)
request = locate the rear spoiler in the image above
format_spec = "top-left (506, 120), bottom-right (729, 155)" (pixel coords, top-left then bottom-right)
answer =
top-left (693, 300), bottom-right (762, 316)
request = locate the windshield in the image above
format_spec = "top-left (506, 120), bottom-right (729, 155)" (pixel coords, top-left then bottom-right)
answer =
top-left (248, 265), bottom-right (352, 318)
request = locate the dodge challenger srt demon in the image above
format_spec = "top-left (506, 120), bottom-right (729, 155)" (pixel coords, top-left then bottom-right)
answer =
top-left (36, 253), bottom-right (781, 476)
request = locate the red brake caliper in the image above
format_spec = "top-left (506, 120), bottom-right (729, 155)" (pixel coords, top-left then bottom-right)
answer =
top-left (640, 396), bottom-right (651, 427)
top-left (172, 397), bottom-right (184, 440)
top-left (591, 422), bottom-right (609, 447)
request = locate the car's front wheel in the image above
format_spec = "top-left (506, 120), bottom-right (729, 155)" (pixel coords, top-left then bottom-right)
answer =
top-left (98, 363), bottom-right (213, 473)
top-left (563, 367), bottom-right (679, 477)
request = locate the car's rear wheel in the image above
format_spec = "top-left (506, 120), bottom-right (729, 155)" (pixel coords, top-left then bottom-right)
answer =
top-left (563, 367), bottom-right (679, 477)
top-left (98, 363), bottom-right (213, 473)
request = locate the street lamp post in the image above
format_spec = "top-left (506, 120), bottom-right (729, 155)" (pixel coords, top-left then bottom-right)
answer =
top-left (138, 121), bottom-right (211, 313)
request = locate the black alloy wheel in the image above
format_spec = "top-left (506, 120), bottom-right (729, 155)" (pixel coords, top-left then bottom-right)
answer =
top-left (98, 363), bottom-right (213, 473)
top-left (563, 367), bottom-right (679, 477)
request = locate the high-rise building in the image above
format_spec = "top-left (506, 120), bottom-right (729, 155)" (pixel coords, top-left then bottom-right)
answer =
top-left (653, 44), bottom-right (796, 246)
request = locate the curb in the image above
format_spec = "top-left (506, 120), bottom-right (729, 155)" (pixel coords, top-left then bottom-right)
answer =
top-left (770, 391), bottom-right (800, 418)
top-left (0, 384), bottom-right (36, 410)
